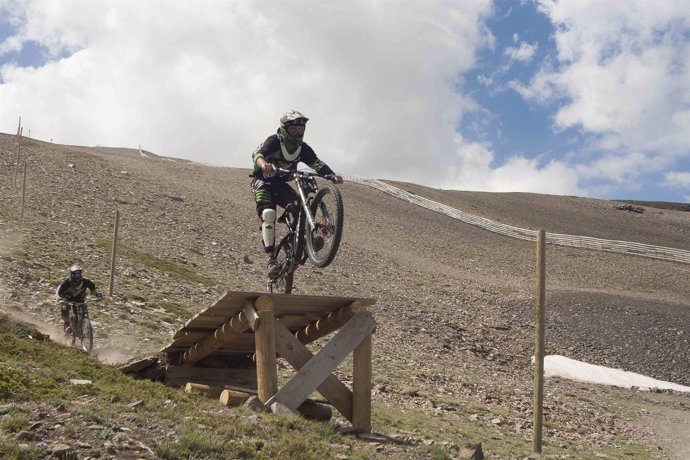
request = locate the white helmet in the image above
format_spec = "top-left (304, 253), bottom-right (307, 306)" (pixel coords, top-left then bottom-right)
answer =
top-left (69, 264), bottom-right (83, 282)
top-left (279, 110), bottom-right (308, 141)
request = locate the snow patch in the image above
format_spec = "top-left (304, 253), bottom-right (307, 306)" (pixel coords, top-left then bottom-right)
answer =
top-left (545, 355), bottom-right (690, 393)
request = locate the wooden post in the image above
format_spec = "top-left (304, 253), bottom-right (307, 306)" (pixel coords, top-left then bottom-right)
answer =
top-left (353, 333), bottom-right (372, 432)
top-left (255, 297), bottom-right (278, 403)
top-left (20, 163), bottom-right (27, 223)
top-left (14, 126), bottom-right (22, 189)
top-left (109, 209), bottom-right (120, 296)
top-left (533, 230), bottom-right (546, 455)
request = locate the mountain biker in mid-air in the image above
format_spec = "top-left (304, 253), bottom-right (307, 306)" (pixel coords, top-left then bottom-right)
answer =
top-left (56, 264), bottom-right (102, 332)
top-left (251, 110), bottom-right (343, 278)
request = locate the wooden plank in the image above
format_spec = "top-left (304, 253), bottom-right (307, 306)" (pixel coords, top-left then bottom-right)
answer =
top-left (165, 367), bottom-right (256, 388)
top-left (164, 292), bottom-right (376, 354)
top-left (182, 312), bottom-right (250, 365)
top-left (267, 312), bottom-right (376, 411)
top-left (353, 333), bottom-right (372, 432)
top-left (272, 318), bottom-right (354, 422)
top-left (255, 297), bottom-right (278, 403)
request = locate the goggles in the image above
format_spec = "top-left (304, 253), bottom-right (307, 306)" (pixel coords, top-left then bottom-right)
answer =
top-left (70, 272), bottom-right (83, 281)
top-left (286, 125), bottom-right (305, 138)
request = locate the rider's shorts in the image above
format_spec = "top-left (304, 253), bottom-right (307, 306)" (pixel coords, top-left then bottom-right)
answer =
top-left (251, 178), bottom-right (298, 216)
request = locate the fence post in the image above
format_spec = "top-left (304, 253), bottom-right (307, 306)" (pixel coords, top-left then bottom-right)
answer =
top-left (532, 230), bottom-right (546, 455)
top-left (20, 163), bottom-right (27, 223)
top-left (14, 126), bottom-right (22, 189)
top-left (109, 209), bottom-right (120, 296)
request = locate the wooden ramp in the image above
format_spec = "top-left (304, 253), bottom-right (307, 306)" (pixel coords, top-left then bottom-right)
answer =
top-left (161, 291), bottom-right (377, 432)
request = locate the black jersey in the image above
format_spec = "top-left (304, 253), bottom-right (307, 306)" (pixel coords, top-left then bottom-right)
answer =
top-left (56, 278), bottom-right (98, 302)
top-left (251, 133), bottom-right (334, 179)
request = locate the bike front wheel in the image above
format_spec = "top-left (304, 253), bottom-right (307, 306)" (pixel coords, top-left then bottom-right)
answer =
top-left (79, 318), bottom-right (94, 353)
top-left (268, 238), bottom-right (294, 294)
top-left (68, 317), bottom-right (77, 347)
top-left (306, 183), bottom-right (344, 268)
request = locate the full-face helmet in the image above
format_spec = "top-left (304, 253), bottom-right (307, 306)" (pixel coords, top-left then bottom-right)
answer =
top-left (69, 264), bottom-right (83, 283)
top-left (279, 110), bottom-right (309, 141)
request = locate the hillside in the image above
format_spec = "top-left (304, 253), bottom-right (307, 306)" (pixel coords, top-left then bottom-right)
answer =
top-left (1, 132), bottom-right (689, 459)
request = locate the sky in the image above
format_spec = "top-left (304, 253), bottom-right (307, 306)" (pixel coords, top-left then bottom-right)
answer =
top-left (1, 0), bottom-right (690, 203)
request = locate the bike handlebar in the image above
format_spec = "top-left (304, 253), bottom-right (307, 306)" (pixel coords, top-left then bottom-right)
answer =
top-left (274, 167), bottom-right (338, 182)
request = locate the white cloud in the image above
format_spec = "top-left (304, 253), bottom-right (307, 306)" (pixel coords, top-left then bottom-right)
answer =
top-left (443, 134), bottom-right (583, 196)
top-left (527, 0), bottom-right (690, 172)
top-left (665, 171), bottom-right (690, 188)
top-left (0, 0), bottom-right (494, 185)
top-left (504, 41), bottom-right (538, 62)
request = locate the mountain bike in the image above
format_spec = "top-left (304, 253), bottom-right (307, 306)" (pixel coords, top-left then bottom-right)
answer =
top-left (64, 301), bottom-right (94, 353)
top-left (267, 168), bottom-right (344, 294)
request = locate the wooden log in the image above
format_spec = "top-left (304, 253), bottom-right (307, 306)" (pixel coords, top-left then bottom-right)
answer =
top-left (182, 310), bottom-right (249, 365)
top-left (185, 382), bottom-right (223, 399)
top-left (268, 312), bottom-right (376, 412)
top-left (353, 333), bottom-right (372, 432)
top-left (295, 301), bottom-right (365, 344)
top-left (272, 318), bottom-right (354, 422)
top-left (459, 443), bottom-right (484, 460)
top-left (296, 400), bottom-right (332, 421)
top-left (165, 366), bottom-right (257, 388)
top-left (255, 297), bottom-right (278, 403)
top-left (219, 389), bottom-right (252, 407)
top-left (243, 301), bottom-right (259, 331)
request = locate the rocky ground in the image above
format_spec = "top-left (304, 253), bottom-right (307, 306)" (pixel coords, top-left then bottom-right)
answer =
top-left (1, 132), bottom-right (689, 459)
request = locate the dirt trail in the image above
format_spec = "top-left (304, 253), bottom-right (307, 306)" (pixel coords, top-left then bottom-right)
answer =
top-left (0, 223), bottom-right (131, 363)
top-left (632, 394), bottom-right (690, 460)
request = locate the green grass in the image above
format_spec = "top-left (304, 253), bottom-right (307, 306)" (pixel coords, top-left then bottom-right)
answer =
top-left (96, 239), bottom-right (216, 287)
top-left (0, 316), bottom-right (664, 460)
top-left (0, 315), bottom-right (359, 459)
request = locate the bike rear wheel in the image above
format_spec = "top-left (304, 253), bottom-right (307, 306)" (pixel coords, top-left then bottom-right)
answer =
top-left (79, 318), bottom-right (93, 353)
top-left (268, 238), bottom-right (294, 294)
top-left (306, 183), bottom-right (344, 268)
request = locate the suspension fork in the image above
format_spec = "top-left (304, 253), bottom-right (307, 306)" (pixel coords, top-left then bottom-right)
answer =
top-left (294, 179), bottom-right (316, 231)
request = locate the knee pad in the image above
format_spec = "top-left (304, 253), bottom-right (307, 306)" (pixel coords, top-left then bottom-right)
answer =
top-left (261, 208), bottom-right (276, 249)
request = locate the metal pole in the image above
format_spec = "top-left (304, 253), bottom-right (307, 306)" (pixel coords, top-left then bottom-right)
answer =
top-left (20, 163), bottom-right (27, 223)
top-left (532, 230), bottom-right (546, 455)
top-left (109, 209), bottom-right (120, 296)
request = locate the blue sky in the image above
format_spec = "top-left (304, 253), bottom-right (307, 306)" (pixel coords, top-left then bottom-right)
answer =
top-left (1, 0), bottom-right (690, 203)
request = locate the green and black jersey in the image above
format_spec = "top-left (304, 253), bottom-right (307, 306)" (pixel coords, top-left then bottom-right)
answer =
top-left (56, 278), bottom-right (98, 302)
top-left (251, 133), bottom-right (334, 180)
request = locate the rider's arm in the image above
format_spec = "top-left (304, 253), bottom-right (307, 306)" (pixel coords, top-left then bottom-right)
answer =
top-left (56, 279), bottom-right (69, 299)
top-left (253, 136), bottom-right (279, 176)
top-left (84, 279), bottom-right (103, 298)
top-left (301, 144), bottom-right (343, 183)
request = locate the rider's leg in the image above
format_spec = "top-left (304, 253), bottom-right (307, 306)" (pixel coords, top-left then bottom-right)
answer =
top-left (261, 207), bottom-right (277, 255)
top-left (60, 302), bottom-right (70, 332)
top-left (252, 178), bottom-right (281, 277)
top-left (262, 208), bottom-right (281, 278)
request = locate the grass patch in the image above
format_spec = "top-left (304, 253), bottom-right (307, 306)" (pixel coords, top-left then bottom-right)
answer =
top-left (0, 315), bottom-right (362, 459)
top-left (96, 240), bottom-right (216, 287)
top-left (152, 301), bottom-right (189, 317)
top-left (0, 440), bottom-right (41, 460)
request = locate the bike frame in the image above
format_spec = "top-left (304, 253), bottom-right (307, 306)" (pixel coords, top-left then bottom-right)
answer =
top-left (270, 169), bottom-right (328, 287)
top-left (68, 302), bottom-right (89, 335)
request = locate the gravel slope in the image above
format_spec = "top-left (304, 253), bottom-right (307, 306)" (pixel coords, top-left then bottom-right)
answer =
top-left (1, 132), bottom-right (689, 458)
